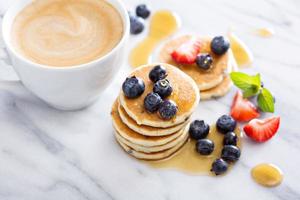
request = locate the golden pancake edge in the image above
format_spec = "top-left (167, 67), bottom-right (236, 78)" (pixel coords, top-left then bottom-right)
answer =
top-left (119, 63), bottom-right (200, 128)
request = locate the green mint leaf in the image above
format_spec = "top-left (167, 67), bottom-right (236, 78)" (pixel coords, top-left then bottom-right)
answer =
top-left (230, 72), bottom-right (261, 97)
top-left (252, 74), bottom-right (261, 87)
top-left (257, 88), bottom-right (275, 113)
top-left (230, 72), bottom-right (254, 90)
top-left (243, 89), bottom-right (258, 98)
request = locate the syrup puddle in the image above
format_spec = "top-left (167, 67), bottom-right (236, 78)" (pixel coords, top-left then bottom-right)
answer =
top-left (251, 163), bottom-right (283, 187)
top-left (145, 125), bottom-right (242, 175)
top-left (129, 10), bottom-right (180, 68)
top-left (228, 32), bottom-right (253, 68)
top-left (255, 28), bottom-right (275, 38)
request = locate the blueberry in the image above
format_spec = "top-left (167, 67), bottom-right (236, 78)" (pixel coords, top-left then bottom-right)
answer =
top-left (189, 120), bottom-right (210, 140)
top-left (196, 53), bottom-right (213, 70)
top-left (216, 115), bottom-right (237, 134)
top-left (130, 15), bottom-right (144, 35)
top-left (122, 76), bottom-right (145, 98)
top-left (211, 36), bottom-right (230, 55)
top-left (196, 139), bottom-right (214, 155)
top-left (153, 79), bottom-right (173, 99)
top-left (223, 132), bottom-right (238, 146)
top-left (136, 4), bottom-right (151, 19)
top-left (211, 158), bottom-right (228, 175)
top-left (158, 100), bottom-right (178, 120)
top-left (144, 92), bottom-right (163, 113)
top-left (149, 65), bottom-right (167, 83)
top-left (221, 145), bottom-right (241, 162)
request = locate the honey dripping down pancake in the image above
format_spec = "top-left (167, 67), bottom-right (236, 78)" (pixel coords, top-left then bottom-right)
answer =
top-left (116, 134), bottom-right (188, 161)
top-left (115, 126), bottom-right (188, 154)
top-left (111, 100), bottom-right (186, 147)
top-left (112, 100), bottom-right (190, 160)
top-left (119, 63), bottom-right (200, 128)
top-left (118, 102), bottom-right (190, 136)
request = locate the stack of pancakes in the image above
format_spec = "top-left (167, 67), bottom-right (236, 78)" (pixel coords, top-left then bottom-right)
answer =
top-left (111, 64), bottom-right (200, 160)
top-left (159, 35), bottom-right (238, 100)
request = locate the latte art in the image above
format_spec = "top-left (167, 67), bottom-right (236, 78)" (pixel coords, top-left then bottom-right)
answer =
top-left (12, 0), bottom-right (123, 67)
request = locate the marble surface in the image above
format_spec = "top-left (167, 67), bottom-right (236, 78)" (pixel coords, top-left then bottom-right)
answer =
top-left (0, 0), bottom-right (300, 199)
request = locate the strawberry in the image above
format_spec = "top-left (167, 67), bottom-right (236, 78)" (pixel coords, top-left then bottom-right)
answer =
top-left (171, 38), bottom-right (201, 64)
top-left (243, 116), bottom-right (280, 142)
top-left (230, 91), bottom-right (260, 122)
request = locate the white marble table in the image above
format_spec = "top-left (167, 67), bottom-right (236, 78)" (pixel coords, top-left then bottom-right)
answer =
top-left (0, 0), bottom-right (300, 199)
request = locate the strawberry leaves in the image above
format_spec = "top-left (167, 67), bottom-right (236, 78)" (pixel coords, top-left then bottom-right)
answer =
top-left (230, 72), bottom-right (275, 113)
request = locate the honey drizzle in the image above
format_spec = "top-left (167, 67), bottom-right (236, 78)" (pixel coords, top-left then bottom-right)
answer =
top-left (146, 125), bottom-right (242, 175)
top-left (228, 32), bottom-right (253, 68)
top-left (129, 10), bottom-right (180, 68)
top-left (255, 28), bottom-right (275, 38)
top-left (251, 163), bottom-right (283, 187)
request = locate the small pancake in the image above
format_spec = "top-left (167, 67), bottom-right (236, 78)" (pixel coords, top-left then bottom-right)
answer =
top-left (118, 103), bottom-right (190, 136)
top-left (116, 126), bottom-right (189, 160)
top-left (200, 76), bottom-right (232, 100)
top-left (200, 54), bottom-right (238, 100)
top-left (119, 63), bottom-right (200, 128)
top-left (115, 125), bottom-right (188, 153)
top-left (159, 35), bottom-right (231, 90)
top-left (111, 100), bottom-right (185, 147)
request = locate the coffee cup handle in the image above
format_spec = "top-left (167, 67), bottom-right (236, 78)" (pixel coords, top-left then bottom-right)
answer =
top-left (0, 79), bottom-right (21, 91)
top-left (0, 50), bottom-right (22, 86)
top-left (0, 76), bottom-right (21, 89)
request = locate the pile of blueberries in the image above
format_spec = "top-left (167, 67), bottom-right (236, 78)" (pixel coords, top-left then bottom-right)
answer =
top-left (122, 65), bottom-right (178, 120)
top-left (196, 36), bottom-right (230, 71)
top-left (189, 115), bottom-right (241, 175)
top-left (129, 4), bottom-right (151, 35)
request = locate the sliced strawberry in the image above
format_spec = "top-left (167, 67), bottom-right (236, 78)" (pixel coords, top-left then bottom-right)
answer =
top-left (230, 91), bottom-right (260, 122)
top-left (244, 116), bottom-right (280, 142)
top-left (171, 38), bottom-right (201, 64)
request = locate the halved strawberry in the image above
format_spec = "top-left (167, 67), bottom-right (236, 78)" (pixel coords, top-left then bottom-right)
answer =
top-left (230, 91), bottom-right (260, 122)
top-left (244, 116), bottom-right (280, 142)
top-left (171, 38), bottom-right (201, 64)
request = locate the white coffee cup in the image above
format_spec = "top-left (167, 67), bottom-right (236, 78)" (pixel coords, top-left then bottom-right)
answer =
top-left (2, 0), bottom-right (129, 110)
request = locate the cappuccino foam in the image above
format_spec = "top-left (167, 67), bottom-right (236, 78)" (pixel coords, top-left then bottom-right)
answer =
top-left (12, 0), bottom-right (124, 67)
